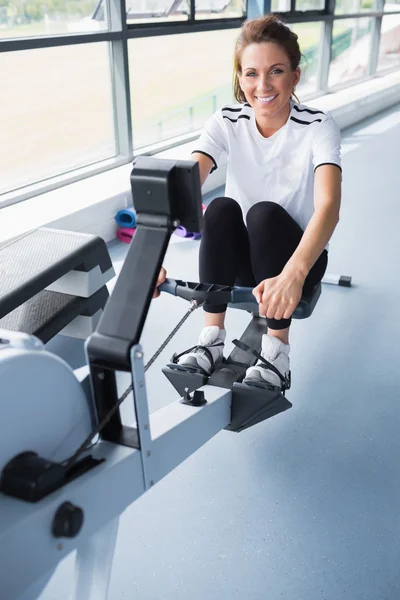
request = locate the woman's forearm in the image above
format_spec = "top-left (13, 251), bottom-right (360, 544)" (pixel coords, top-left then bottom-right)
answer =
top-left (283, 165), bottom-right (342, 280)
top-left (284, 205), bottom-right (340, 280)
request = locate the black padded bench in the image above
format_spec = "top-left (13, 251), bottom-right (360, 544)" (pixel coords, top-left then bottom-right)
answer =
top-left (0, 228), bottom-right (114, 343)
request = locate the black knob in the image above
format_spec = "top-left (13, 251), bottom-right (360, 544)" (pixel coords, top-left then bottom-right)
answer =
top-left (52, 501), bottom-right (84, 539)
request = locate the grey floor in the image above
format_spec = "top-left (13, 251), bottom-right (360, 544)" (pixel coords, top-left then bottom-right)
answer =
top-left (42, 103), bottom-right (400, 600)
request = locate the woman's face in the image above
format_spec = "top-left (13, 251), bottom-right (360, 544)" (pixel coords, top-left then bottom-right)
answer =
top-left (238, 42), bottom-right (300, 119)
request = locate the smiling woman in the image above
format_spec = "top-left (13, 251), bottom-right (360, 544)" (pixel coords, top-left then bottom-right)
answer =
top-left (158, 14), bottom-right (342, 391)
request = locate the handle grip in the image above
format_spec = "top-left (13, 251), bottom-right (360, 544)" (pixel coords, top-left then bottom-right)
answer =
top-left (230, 286), bottom-right (257, 305)
top-left (158, 278), bottom-right (178, 296)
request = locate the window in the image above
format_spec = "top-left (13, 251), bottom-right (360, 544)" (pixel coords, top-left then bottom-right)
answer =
top-left (290, 21), bottom-right (323, 97)
top-left (0, 43), bottom-right (116, 196)
top-left (296, 0), bottom-right (325, 9)
top-left (271, 0), bottom-right (291, 9)
top-left (377, 14), bottom-right (400, 71)
top-left (129, 29), bottom-right (237, 148)
top-left (271, 0), bottom-right (324, 10)
top-left (384, 0), bottom-right (400, 9)
top-left (126, 0), bottom-right (189, 24)
top-left (195, 0), bottom-right (246, 20)
top-left (126, 0), bottom-right (245, 24)
top-left (335, 0), bottom-right (377, 14)
top-left (0, 0), bottom-right (108, 39)
top-left (1, 0), bottom-right (400, 205)
top-left (328, 18), bottom-right (373, 88)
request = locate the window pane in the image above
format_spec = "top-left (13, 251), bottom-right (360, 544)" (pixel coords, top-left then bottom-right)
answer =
top-left (271, 0), bottom-right (291, 9)
top-left (377, 14), bottom-right (400, 70)
top-left (328, 18), bottom-right (373, 87)
top-left (290, 21), bottom-right (323, 97)
top-left (0, 43), bottom-right (116, 196)
top-left (272, 0), bottom-right (325, 10)
top-left (296, 0), bottom-right (325, 9)
top-left (129, 30), bottom-right (237, 148)
top-left (335, 0), bottom-right (377, 14)
top-left (195, 0), bottom-right (246, 20)
top-left (126, 0), bottom-right (189, 24)
top-left (384, 0), bottom-right (400, 10)
top-left (0, 0), bottom-right (108, 39)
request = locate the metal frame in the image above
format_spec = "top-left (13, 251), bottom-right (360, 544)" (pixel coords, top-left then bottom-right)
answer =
top-left (318, 0), bottom-right (335, 93)
top-left (368, 0), bottom-right (385, 77)
top-left (0, 0), bottom-right (399, 207)
top-left (109, 0), bottom-right (133, 159)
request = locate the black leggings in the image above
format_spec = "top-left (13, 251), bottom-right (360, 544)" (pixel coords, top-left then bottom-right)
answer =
top-left (199, 197), bottom-right (328, 330)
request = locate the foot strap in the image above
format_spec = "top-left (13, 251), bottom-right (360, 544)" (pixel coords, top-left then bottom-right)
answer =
top-left (171, 342), bottom-right (224, 373)
top-left (232, 339), bottom-right (291, 391)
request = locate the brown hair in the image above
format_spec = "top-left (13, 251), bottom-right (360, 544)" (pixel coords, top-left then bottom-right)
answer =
top-left (233, 15), bottom-right (301, 104)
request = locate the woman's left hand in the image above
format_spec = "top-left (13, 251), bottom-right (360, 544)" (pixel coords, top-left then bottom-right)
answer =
top-left (252, 268), bottom-right (306, 321)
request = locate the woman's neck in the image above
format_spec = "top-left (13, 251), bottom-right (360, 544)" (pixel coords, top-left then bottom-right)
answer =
top-left (255, 101), bottom-right (292, 138)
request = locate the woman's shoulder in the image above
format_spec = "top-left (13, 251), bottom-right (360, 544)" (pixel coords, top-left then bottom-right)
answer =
top-left (291, 100), bottom-right (331, 124)
top-left (214, 102), bottom-right (252, 121)
top-left (290, 101), bottom-right (340, 139)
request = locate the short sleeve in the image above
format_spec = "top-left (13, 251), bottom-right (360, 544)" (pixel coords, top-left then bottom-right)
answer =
top-left (312, 114), bottom-right (342, 172)
top-left (191, 111), bottom-right (227, 173)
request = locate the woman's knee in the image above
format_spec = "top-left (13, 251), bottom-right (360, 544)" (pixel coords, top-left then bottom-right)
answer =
top-left (204, 196), bottom-right (242, 227)
top-left (246, 201), bottom-right (287, 229)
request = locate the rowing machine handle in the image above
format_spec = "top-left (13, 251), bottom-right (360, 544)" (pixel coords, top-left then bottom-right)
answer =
top-left (158, 278), bottom-right (178, 296)
top-left (158, 279), bottom-right (256, 305)
top-left (230, 286), bottom-right (257, 304)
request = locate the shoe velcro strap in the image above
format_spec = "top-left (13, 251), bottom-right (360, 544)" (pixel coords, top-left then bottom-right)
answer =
top-left (171, 342), bottom-right (224, 369)
top-left (171, 344), bottom-right (197, 363)
top-left (232, 339), bottom-right (290, 390)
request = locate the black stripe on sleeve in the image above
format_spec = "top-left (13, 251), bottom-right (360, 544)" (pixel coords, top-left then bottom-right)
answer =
top-left (314, 162), bottom-right (342, 173)
top-left (293, 105), bottom-right (325, 116)
top-left (191, 150), bottom-right (218, 173)
top-left (290, 116), bottom-right (322, 125)
top-left (223, 115), bottom-right (250, 122)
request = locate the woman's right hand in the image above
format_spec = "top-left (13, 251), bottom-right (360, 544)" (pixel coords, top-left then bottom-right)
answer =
top-left (153, 266), bottom-right (167, 298)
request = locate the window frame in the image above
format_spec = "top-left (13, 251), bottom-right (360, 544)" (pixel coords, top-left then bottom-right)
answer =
top-left (0, 0), bottom-right (399, 207)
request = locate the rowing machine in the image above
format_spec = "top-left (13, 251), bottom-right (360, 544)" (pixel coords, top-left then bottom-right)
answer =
top-left (0, 157), bottom-right (350, 600)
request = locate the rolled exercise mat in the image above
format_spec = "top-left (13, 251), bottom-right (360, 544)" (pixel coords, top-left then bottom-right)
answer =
top-left (173, 204), bottom-right (207, 239)
top-left (115, 209), bottom-right (136, 229)
top-left (174, 226), bottom-right (192, 238)
top-left (117, 227), bottom-right (136, 244)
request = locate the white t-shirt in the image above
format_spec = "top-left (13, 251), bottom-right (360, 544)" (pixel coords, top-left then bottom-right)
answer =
top-left (192, 99), bottom-right (341, 235)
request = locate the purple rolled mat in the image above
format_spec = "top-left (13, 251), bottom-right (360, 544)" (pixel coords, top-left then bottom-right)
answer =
top-left (174, 226), bottom-right (191, 238)
top-left (173, 203), bottom-right (206, 239)
top-left (174, 226), bottom-right (202, 239)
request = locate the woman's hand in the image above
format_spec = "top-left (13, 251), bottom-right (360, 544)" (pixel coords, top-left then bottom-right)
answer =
top-left (252, 268), bottom-right (306, 320)
top-left (153, 266), bottom-right (167, 299)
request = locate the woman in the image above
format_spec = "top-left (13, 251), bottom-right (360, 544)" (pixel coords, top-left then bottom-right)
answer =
top-left (155, 14), bottom-right (342, 389)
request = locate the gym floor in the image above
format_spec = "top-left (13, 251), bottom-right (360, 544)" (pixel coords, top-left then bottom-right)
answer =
top-left (43, 102), bottom-right (400, 600)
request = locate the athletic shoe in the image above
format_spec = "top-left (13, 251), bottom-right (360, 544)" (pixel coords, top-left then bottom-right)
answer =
top-left (243, 334), bottom-right (290, 389)
top-left (171, 326), bottom-right (226, 376)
